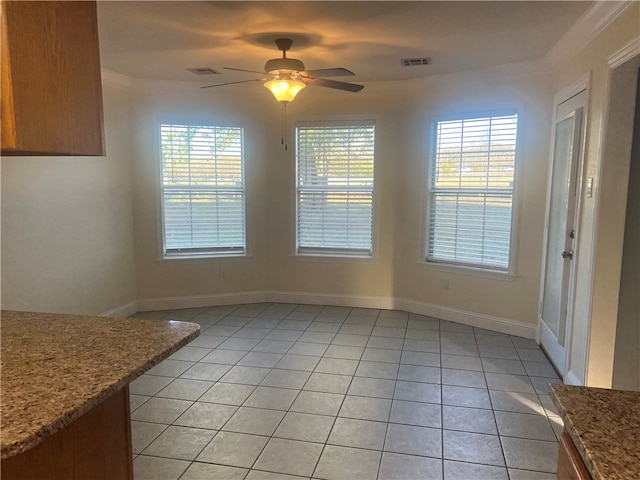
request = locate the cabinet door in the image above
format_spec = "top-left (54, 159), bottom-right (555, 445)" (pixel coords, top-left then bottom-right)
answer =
top-left (1, 4), bottom-right (17, 150)
top-left (558, 431), bottom-right (591, 480)
top-left (1, 1), bottom-right (105, 156)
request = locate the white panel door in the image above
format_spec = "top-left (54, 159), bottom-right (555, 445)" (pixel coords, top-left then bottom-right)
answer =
top-left (539, 91), bottom-right (586, 376)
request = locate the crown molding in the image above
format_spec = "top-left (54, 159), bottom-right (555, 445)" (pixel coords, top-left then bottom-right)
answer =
top-left (545, 1), bottom-right (633, 71)
top-left (102, 59), bottom-right (545, 98)
top-left (102, 3), bottom-right (631, 94)
top-left (101, 69), bottom-right (221, 93)
top-left (400, 58), bottom-right (549, 95)
top-left (101, 68), bottom-right (133, 89)
top-left (131, 77), bottom-right (207, 92)
top-left (608, 35), bottom-right (640, 68)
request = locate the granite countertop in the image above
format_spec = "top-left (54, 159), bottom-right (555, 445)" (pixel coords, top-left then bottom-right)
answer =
top-left (550, 384), bottom-right (640, 480)
top-left (0, 310), bottom-right (199, 460)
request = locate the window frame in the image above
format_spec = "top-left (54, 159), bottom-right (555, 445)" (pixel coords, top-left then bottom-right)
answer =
top-left (158, 122), bottom-right (247, 260)
top-left (423, 109), bottom-right (520, 276)
top-left (294, 118), bottom-right (377, 259)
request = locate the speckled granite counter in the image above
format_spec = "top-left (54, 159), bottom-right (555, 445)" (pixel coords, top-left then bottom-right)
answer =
top-left (551, 384), bottom-right (640, 480)
top-left (1, 310), bottom-right (199, 460)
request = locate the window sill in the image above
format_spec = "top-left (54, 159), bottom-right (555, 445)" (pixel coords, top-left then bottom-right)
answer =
top-left (292, 253), bottom-right (378, 264)
top-left (158, 254), bottom-right (251, 265)
top-left (420, 261), bottom-right (517, 281)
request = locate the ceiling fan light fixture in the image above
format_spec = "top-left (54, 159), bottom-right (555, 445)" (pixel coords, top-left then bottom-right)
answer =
top-left (264, 78), bottom-right (306, 103)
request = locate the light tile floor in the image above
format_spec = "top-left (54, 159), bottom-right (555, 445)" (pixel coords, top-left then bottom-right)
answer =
top-left (129, 303), bottom-right (564, 480)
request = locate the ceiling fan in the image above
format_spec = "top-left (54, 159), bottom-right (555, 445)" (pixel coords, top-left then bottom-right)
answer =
top-left (202, 38), bottom-right (364, 103)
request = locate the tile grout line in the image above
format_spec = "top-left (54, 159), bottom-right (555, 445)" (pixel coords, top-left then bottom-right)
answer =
top-left (477, 326), bottom-right (511, 475)
top-left (308, 305), bottom-right (368, 480)
top-left (438, 317), bottom-right (446, 479)
top-left (220, 306), bottom-right (309, 476)
top-left (370, 309), bottom-right (392, 480)
top-left (181, 303), bottom-right (287, 478)
top-left (131, 303), bottom-right (563, 479)
top-left (276, 304), bottom-right (349, 476)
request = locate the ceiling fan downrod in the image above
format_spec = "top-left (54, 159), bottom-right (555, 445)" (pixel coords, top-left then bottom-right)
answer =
top-left (275, 38), bottom-right (294, 56)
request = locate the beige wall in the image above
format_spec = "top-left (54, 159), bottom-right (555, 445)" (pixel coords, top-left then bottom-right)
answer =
top-left (266, 89), bottom-right (403, 301)
top-left (397, 66), bottom-right (552, 326)
top-left (3, 5), bottom-right (637, 380)
top-left (128, 63), bottom-right (552, 336)
top-left (552, 3), bottom-right (640, 387)
top-left (131, 87), bottom-right (273, 304)
top-left (613, 65), bottom-right (640, 390)
top-left (130, 84), bottom-right (402, 306)
top-left (0, 83), bottom-right (137, 315)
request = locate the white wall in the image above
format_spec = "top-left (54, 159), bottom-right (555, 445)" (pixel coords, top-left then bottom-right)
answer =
top-left (0, 82), bottom-right (137, 315)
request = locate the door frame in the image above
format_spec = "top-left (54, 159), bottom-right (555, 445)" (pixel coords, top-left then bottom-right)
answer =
top-left (537, 76), bottom-right (590, 382)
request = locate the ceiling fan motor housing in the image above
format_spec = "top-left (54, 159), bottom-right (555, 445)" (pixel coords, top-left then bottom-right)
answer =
top-left (264, 57), bottom-right (306, 75)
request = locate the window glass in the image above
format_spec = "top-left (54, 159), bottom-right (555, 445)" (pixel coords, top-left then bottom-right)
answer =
top-left (296, 122), bottom-right (375, 256)
top-left (427, 113), bottom-right (518, 270)
top-left (160, 124), bottom-right (245, 257)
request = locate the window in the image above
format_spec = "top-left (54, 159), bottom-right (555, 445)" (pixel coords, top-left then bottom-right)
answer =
top-left (426, 112), bottom-right (518, 271)
top-left (160, 124), bottom-right (245, 257)
top-left (296, 121), bottom-right (375, 256)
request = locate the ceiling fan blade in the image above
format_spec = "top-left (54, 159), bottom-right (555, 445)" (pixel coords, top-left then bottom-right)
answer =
top-left (302, 76), bottom-right (364, 93)
top-left (302, 68), bottom-right (355, 77)
top-left (200, 78), bottom-right (265, 89)
top-left (223, 66), bottom-right (267, 75)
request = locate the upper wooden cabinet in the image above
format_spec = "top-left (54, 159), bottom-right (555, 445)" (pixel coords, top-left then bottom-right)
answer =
top-left (1, 1), bottom-right (105, 156)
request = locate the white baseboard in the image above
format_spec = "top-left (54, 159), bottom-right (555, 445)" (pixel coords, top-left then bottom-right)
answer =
top-left (134, 289), bottom-right (537, 339)
top-left (137, 291), bottom-right (268, 312)
top-left (564, 370), bottom-right (583, 386)
top-left (99, 300), bottom-right (138, 318)
top-left (265, 291), bottom-right (397, 310)
top-left (397, 297), bottom-right (536, 339)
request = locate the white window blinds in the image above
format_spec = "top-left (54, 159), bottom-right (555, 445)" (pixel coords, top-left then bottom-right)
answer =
top-left (296, 122), bottom-right (375, 256)
top-left (427, 113), bottom-right (518, 270)
top-left (160, 124), bottom-right (245, 257)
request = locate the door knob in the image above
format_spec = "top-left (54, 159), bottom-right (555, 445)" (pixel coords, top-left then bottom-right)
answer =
top-left (562, 250), bottom-right (573, 259)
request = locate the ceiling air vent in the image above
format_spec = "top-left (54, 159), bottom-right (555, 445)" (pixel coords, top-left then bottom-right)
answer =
top-left (400, 58), bottom-right (431, 67)
top-left (186, 67), bottom-right (220, 75)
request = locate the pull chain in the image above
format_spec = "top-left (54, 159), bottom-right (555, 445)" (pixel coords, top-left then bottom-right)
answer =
top-left (281, 102), bottom-right (288, 151)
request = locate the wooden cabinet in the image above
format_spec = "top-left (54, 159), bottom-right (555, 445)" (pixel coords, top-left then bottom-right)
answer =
top-left (1, 1), bottom-right (105, 156)
top-left (1, 387), bottom-right (133, 480)
top-left (558, 431), bottom-right (592, 480)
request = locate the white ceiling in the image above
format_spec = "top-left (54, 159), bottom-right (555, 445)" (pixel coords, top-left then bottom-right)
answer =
top-left (97, 1), bottom-right (595, 85)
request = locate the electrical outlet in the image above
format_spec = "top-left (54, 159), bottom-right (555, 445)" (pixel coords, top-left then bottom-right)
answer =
top-left (440, 278), bottom-right (449, 290)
